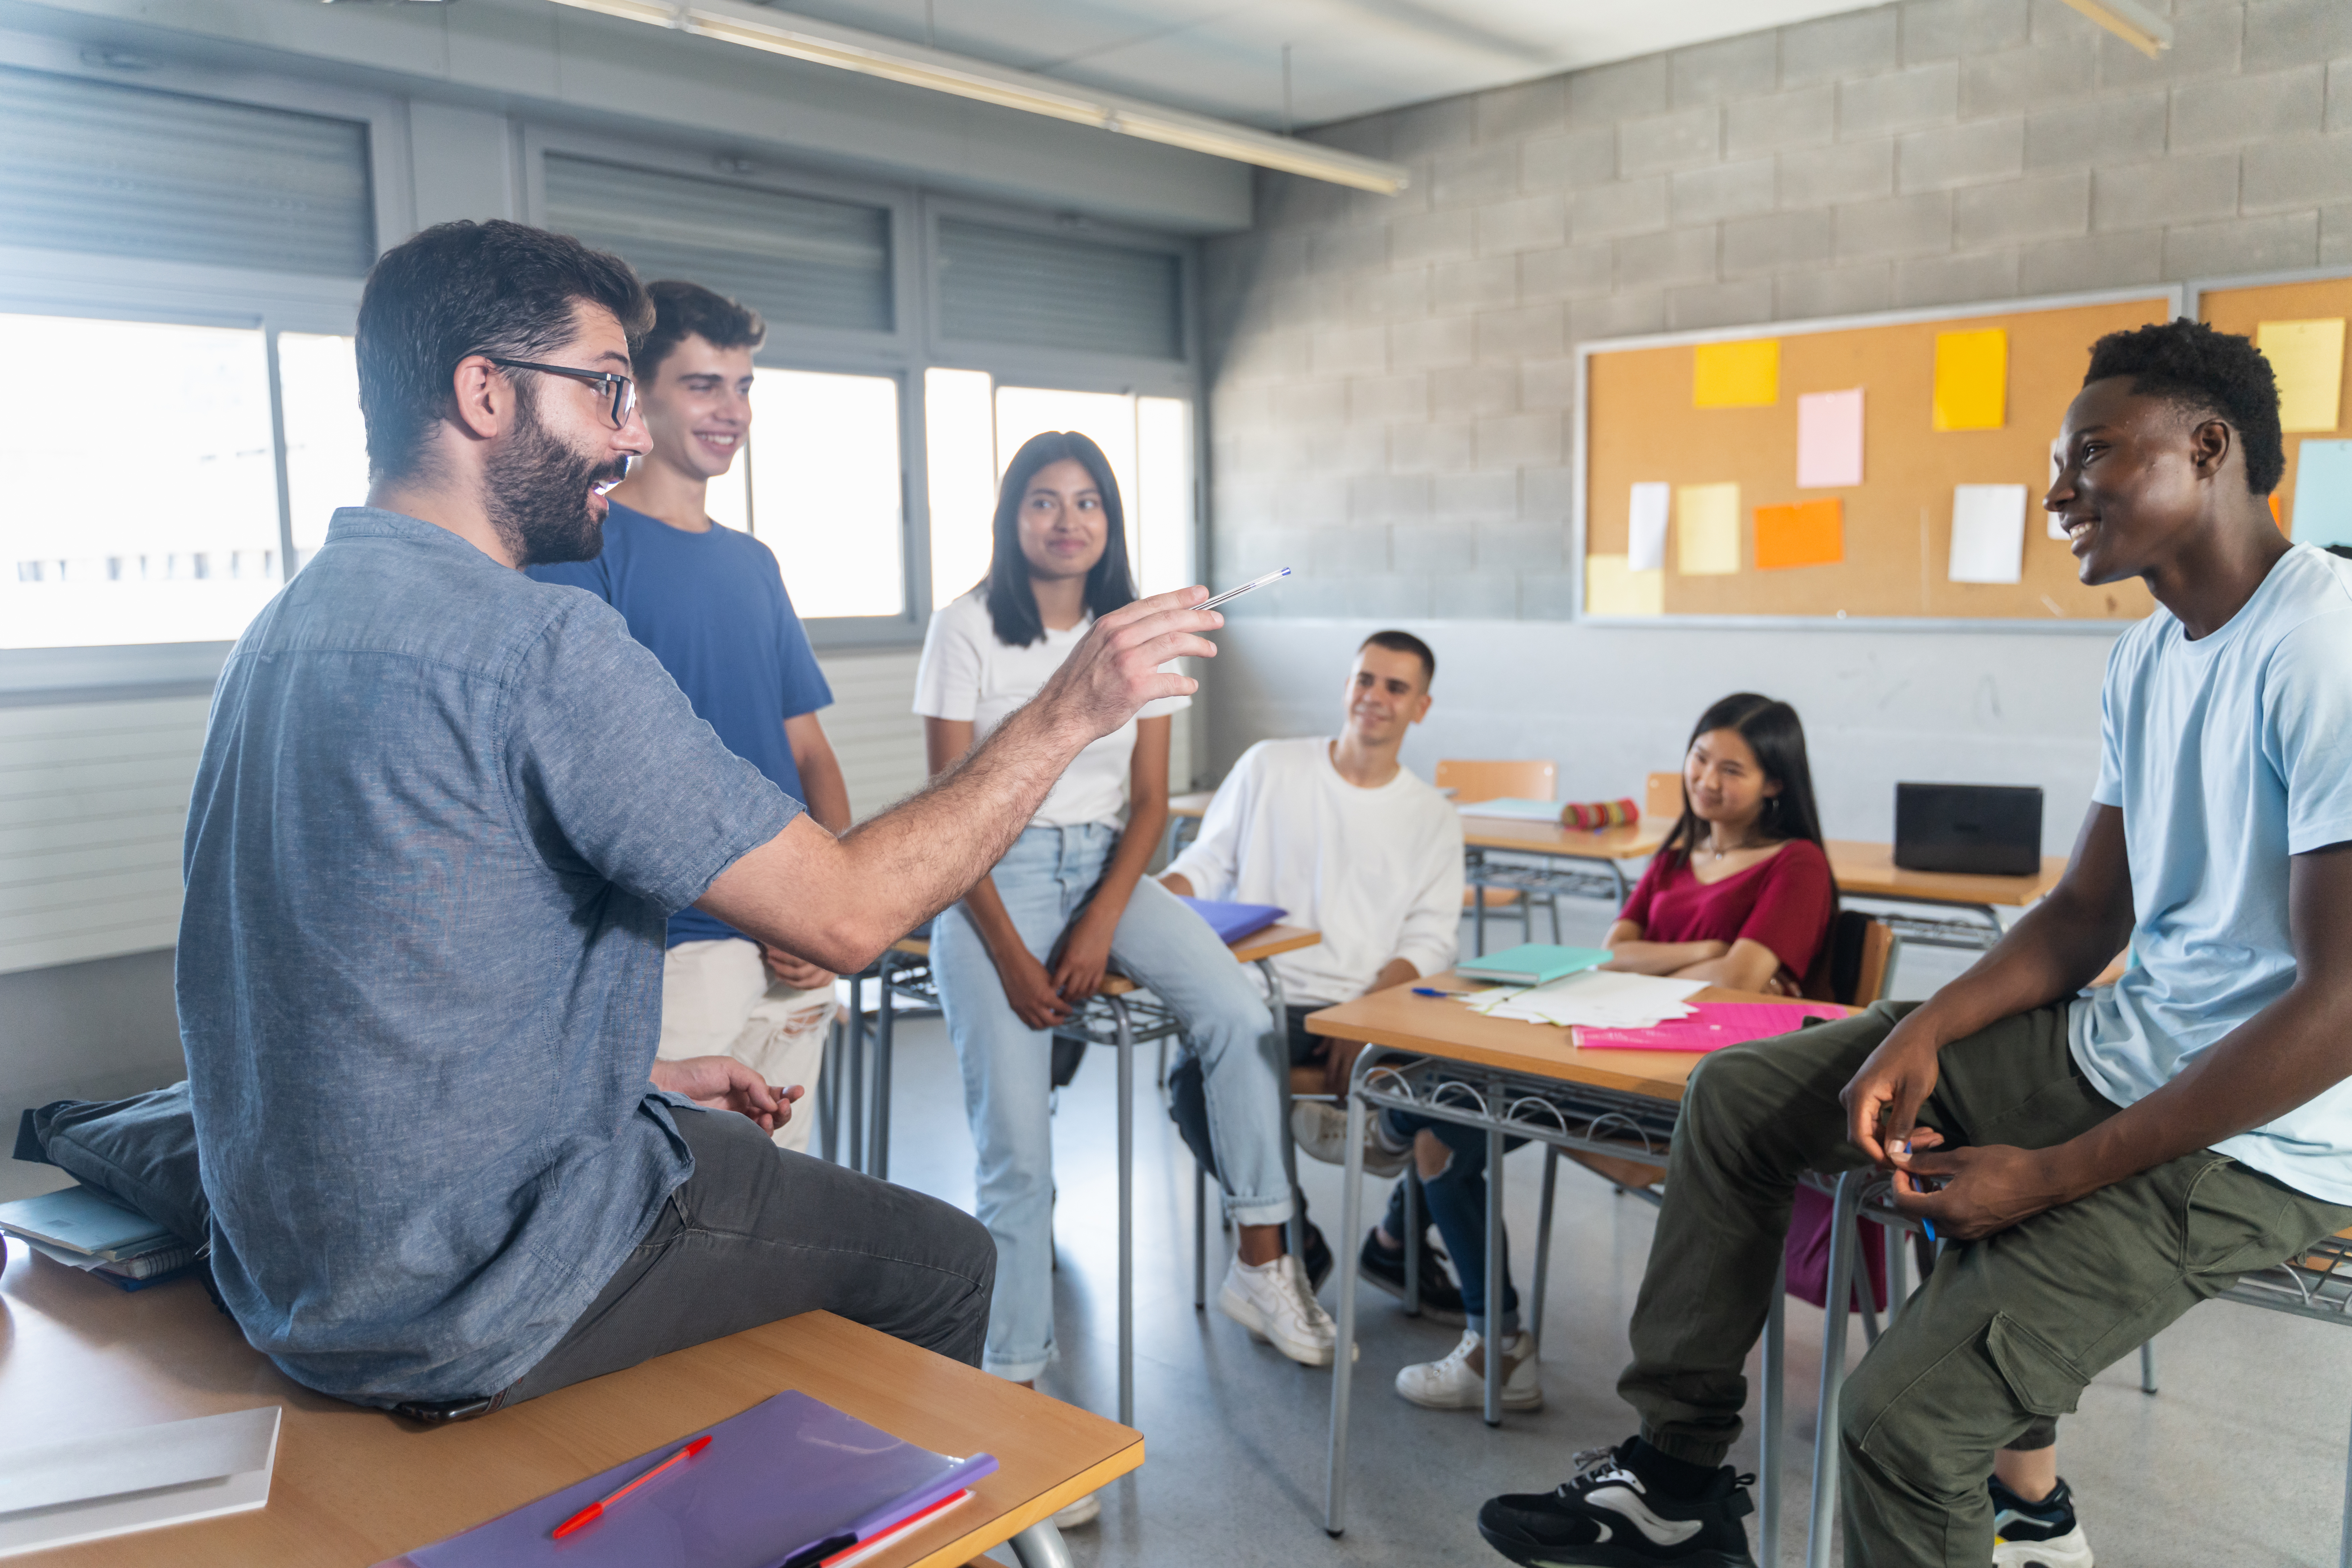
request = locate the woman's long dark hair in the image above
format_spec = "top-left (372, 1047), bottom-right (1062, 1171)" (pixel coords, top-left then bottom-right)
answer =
top-left (982, 431), bottom-right (1137, 647)
top-left (1658, 693), bottom-right (1828, 869)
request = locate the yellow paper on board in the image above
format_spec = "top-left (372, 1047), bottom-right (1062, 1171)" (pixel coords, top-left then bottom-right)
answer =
top-left (1932, 329), bottom-right (2007, 431)
top-left (1586, 554), bottom-right (1664, 616)
top-left (1693, 339), bottom-right (1779, 407)
top-left (1676, 482), bottom-right (1742, 575)
top-left (2257, 319), bottom-right (2346, 433)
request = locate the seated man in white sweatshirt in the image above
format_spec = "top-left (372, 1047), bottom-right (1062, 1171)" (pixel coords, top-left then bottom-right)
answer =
top-left (1161, 630), bottom-right (1467, 1317)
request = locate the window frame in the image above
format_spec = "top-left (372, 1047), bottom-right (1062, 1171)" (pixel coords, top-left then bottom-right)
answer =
top-left (0, 31), bottom-right (404, 700)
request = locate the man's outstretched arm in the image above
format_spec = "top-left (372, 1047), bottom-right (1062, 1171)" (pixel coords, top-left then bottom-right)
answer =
top-left (697, 586), bottom-right (1220, 974)
top-left (1895, 838), bottom-right (2352, 1239)
top-left (1841, 803), bottom-right (2136, 1167)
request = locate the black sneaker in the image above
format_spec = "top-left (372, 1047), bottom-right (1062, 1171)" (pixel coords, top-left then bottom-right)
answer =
top-left (1991, 1475), bottom-right (2093, 1568)
top-left (1301, 1216), bottom-right (1332, 1294)
top-left (1478, 1440), bottom-right (1757, 1567)
top-left (1359, 1228), bottom-right (1468, 1326)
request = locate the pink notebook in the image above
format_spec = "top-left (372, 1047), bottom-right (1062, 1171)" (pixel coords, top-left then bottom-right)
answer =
top-left (1577, 1001), bottom-right (1847, 1053)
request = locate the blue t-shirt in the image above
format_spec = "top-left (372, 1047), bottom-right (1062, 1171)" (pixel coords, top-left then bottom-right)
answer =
top-left (179, 507), bottom-right (800, 1403)
top-left (530, 502), bottom-right (833, 947)
top-left (2071, 544), bottom-right (2352, 1202)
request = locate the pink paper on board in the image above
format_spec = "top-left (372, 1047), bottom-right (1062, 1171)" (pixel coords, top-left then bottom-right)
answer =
top-left (1577, 1001), bottom-right (1848, 1053)
top-left (1796, 388), bottom-right (1864, 489)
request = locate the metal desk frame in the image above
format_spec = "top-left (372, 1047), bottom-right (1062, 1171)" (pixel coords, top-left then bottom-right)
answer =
top-left (822, 942), bottom-right (1300, 1431)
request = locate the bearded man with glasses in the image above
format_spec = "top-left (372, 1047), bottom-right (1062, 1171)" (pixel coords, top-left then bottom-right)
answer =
top-left (175, 219), bottom-right (1225, 1417)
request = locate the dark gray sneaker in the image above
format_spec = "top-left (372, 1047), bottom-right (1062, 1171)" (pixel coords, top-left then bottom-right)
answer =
top-left (1477, 1441), bottom-right (1758, 1568)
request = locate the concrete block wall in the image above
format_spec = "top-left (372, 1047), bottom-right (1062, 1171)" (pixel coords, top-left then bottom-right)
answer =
top-left (1203, 0), bottom-right (2352, 627)
top-left (1193, 0), bottom-right (2350, 845)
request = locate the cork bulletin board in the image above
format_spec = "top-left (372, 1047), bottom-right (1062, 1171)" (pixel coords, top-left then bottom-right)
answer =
top-left (2191, 270), bottom-right (2352, 543)
top-left (1575, 289), bottom-right (2180, 625)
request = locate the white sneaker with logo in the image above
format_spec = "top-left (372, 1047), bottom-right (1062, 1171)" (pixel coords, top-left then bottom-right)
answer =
top-left (1290, 1101), bottom-right (1410, 1177)
top-left (1395, 1328), bottom-right (1543, 1411)
top-left (1050, 1490), bottom-right (1101, 1529)
top-left (1218, 1253), bottom-right (1342, 1366)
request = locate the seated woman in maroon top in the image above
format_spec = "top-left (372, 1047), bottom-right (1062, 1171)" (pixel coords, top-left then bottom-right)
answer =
top-left (1607, 692), bottom-right (1836, 995)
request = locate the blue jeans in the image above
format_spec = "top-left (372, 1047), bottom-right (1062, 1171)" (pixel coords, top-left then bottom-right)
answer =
top-left (1383, 1111), bottom-right (1521, 1337)
top-left (933, 823), bottom-right (1292, 1381)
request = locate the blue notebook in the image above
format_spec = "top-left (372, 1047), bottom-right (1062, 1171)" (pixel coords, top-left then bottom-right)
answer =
top-left (1455, 943), bottom-right (1613, 986)
top-left (1176, 896), bottom-right (1286, 944)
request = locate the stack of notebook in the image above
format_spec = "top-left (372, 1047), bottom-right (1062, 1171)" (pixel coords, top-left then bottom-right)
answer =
top-left (0, 1185), bottom-right (198, 1291)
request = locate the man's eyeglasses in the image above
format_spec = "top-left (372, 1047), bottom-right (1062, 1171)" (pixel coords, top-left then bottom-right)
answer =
top-left (483, 357), bottom-right (637, 429)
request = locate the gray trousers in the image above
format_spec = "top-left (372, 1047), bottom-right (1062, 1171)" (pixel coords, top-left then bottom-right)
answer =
top-left (1619, 1000), bottom-right (2352, 1568)
top-left (503, 1106), bottom-right (995, 1403)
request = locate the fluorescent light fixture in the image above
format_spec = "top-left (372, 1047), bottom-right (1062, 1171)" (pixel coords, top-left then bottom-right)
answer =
top-left (2058, 0), bottom-right (2173, 58)
top-left (544, 0), bottom-right (1411, 194)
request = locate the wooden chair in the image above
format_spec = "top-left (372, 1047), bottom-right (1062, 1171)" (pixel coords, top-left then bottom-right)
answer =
top-left (1439, 758), bottom-right (1562, 944)
top-left (1644, 769), bottom-right (1684, 825)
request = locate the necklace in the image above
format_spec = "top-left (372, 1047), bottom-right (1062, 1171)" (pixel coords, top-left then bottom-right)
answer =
top-left (1701, 832), bottom-right (1770, 860)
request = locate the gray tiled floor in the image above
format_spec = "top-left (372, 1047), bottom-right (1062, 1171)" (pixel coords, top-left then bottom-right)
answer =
top-left (866, 908), bottom-right (2352, 1567)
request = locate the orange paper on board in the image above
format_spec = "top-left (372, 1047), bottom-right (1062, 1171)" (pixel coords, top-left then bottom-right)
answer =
top-left (1754, 499), bottom-right (1844, 570)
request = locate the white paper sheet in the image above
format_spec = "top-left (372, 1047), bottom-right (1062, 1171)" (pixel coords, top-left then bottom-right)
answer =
top-left (1463, 970), bottom-right (1708, 1028)
top-left (0, 1406), bottom-right (280, 1560)
top-left (1628, 482), bottom-right (1670, 572)
top-left (1948, 484), bottom-right (2027, 585)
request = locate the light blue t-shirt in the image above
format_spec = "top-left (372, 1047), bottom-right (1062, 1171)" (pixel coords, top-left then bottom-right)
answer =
top-left (2071, 544), bottom-right (2352, 1202)
top-left (179, 508), bottom-right (800, 1404)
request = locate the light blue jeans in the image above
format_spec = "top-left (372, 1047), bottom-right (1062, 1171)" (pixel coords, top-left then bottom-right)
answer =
top-left (933, 822), bottom-right (1292, 1381)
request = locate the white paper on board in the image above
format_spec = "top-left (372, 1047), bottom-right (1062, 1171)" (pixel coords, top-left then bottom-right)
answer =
top-left (0, 1405), bottom-right (280, 1560)
top-left (1949, 484), bottom-right (2028, 585)
top-left (1628, 482), bottom-right (1669, 572)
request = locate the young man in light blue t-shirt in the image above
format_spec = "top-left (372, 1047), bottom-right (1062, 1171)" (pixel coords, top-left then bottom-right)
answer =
top-left (1476, 320), bottom-right (2352, 1568)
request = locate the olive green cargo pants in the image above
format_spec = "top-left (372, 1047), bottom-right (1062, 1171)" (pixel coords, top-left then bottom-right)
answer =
top-left (1617, 1000), bottom-right (2351, 1568)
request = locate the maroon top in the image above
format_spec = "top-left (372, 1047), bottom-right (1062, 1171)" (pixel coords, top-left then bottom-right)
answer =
top-left (1617, 837), bottom-right (1836, 987)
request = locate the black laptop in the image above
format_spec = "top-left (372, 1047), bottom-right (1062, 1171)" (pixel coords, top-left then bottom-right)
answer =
top-left (1894, 783), bottom-right (2044, 877)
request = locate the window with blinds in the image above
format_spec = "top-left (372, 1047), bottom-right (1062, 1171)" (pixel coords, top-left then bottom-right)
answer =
top-left (0, 65), bottom-right (374, 277)
top-left (544, 155), bottom-right (894, 336)
top-left (937, 218), bottom-right (1182, 361)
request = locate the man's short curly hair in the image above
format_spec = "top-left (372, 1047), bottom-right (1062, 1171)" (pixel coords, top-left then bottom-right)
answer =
top-left (638, 280), bottom-right (766, 380)
top-left (2082, 317), bottom-right (2284, 495)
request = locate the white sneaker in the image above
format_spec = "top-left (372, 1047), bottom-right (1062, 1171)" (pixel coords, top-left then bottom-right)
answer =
top-left (1218, 1253), bottom-right (1342, 1366)
top-left (1394, 1329), bottom-right (1542, 1411)
top-left (1050, 1490), bottom-right (1101, 1529)
top-left (1290, 1101), bottom-right (1409, 1177)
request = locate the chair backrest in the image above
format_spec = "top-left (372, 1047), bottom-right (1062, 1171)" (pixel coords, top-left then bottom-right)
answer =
top-left (1435, 758), bottom-right (1556, 804)
top-left (1808, 910), bottom-right (1898, 1008)
top-left (1644, 770), bottom-right (1684, 824)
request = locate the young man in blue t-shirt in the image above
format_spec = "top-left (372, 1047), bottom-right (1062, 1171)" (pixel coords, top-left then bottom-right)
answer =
top-left (531, 281), bottom-right (848, 1153)
top-left (1474, 320), bottom-right (2352, 1568)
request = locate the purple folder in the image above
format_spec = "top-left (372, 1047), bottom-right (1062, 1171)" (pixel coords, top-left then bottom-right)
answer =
top-left (1175, 896), bottom-right (1286, 944)
top-left (383, 1390), bottom-right (996, 1568)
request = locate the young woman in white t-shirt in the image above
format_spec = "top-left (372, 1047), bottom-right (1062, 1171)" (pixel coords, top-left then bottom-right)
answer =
top-left (916, 433), bottom-right (1335, 1449)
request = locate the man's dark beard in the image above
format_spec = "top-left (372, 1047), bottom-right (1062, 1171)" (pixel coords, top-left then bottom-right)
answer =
top-left (484, 396), bottom-right (630, 568)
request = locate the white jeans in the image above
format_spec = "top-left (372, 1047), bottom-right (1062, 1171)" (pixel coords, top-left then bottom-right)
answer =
top-left (657, 938), bottom-right (832, 1155)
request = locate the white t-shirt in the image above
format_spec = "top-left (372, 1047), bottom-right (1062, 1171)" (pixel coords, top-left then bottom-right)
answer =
top-left (2072, 544), bottom-right (2352, 1203)
top-left (1166, 736), bottom-right (1463, 1007)
top-left (911, 589), bottom-right (1189, 830)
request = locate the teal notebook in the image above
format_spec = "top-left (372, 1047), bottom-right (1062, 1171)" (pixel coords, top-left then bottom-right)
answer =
top-left (1456, 944), bottom-right (1613, 986)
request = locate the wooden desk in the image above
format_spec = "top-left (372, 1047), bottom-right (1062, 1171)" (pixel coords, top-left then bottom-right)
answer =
top-left (0, 1246), bottom-right (1139, 1568)
top-left (1309, 974), bottom-right (1811, 1541)
top-left (1824, 839), bottom-right (2065, 949)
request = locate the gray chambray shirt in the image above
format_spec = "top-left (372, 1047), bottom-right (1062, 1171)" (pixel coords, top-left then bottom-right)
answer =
top-left (178, 507), bottom-right (801, 1405)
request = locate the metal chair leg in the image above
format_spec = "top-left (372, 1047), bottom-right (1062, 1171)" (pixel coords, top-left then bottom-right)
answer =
top-left (1483, 1076), bottom-right (1505, 1427)
top-left (846, 974), bottom-right (867, 1175)
top-left (2139, 1338), bottom-right (2158, 1394)
top-left (1009, 1519), bottom-right (1074, 1568)
top-left (818, 1018), bottom-right (840, 1164)
top-left (1325, 1049), bottom-right (1380, 1535)
top-left (871, 962), bottom-right (895, 1182)
top-left (2339, 1405), bottom-right (2351, 1568)
top-left (1761, 1254), bottom-right (1786, 1568)
top-left (1529, 1145), bottom-right (1559, 1359)
top-left (1112, 998), bottom-right (1135, 1430)
top-left (1806, 1170), bottom-right (1867, 1568)
top-left (1194, 1159), bottom-right (1207, 1311)
top-left (1403, 1168), bottom-right (1422, 1316)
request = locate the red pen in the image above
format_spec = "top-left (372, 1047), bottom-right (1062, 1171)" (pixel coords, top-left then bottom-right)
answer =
top-left (551, 1434), bottom-right (712, 1539)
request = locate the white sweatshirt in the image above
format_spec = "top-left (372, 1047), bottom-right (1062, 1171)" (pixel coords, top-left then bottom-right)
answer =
top-left (1167, 736), bottom-right (1464, 1007)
